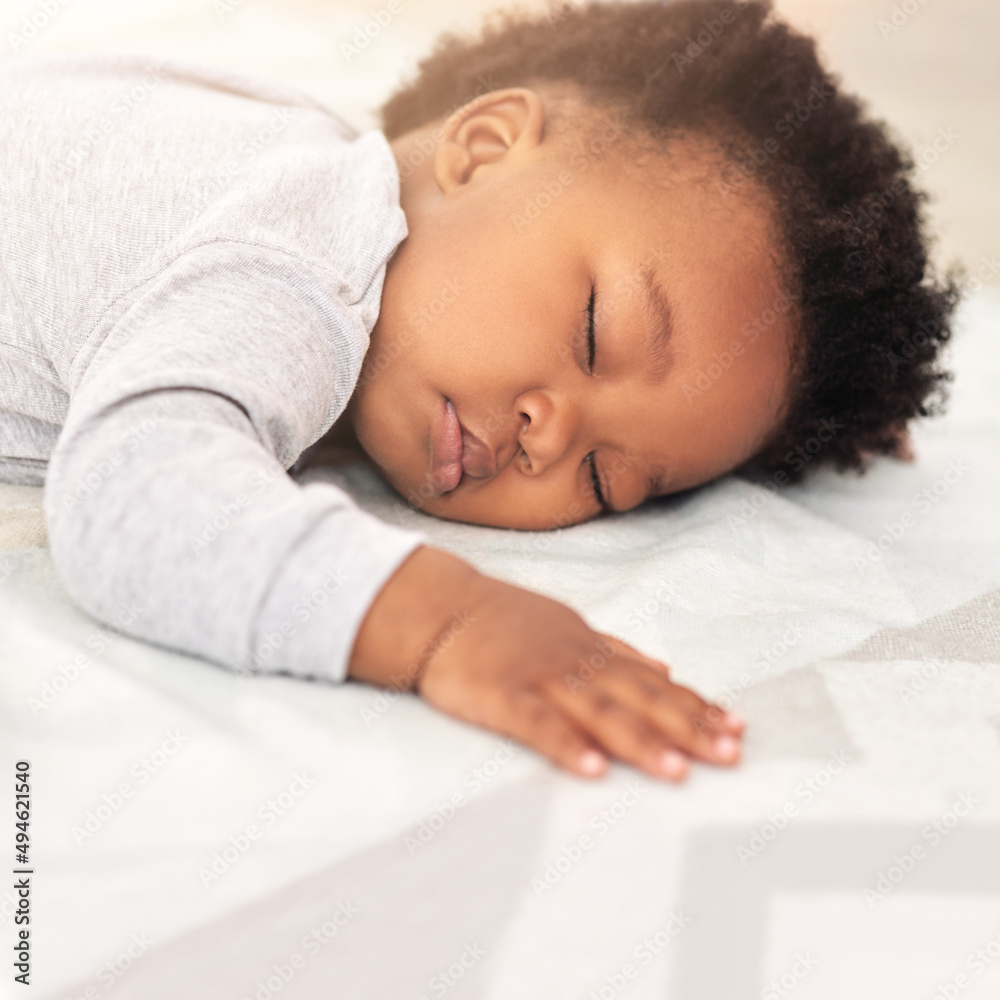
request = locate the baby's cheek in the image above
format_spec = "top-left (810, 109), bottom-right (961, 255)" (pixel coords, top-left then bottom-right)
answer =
top-left (454, 480), bottom-right (595, 530)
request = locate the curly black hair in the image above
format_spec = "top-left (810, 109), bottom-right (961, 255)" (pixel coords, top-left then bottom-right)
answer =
top-left (378, 0), bottom-right (961, 483)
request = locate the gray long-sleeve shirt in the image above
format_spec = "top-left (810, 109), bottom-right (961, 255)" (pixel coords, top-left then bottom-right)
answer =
top-left (0, 53), bottom-right (427, 680)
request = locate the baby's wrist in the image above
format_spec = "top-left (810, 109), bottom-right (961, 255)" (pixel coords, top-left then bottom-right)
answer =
top-left (347, 544), bottom-right (483, 690)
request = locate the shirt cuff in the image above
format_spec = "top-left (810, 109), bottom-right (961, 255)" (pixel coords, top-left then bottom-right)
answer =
top-left (248, 482), bottom-right (427, 682)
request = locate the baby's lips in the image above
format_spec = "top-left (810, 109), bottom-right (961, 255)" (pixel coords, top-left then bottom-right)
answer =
top-left (459, 425), bottom-right (498, 478)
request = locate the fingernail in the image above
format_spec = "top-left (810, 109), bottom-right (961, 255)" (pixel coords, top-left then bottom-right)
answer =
top-left (714, 735), bottom-right (740, 760)
top-left (659, 749), bottom-right (688, 778)
top-left (578, 750), bottom-right (607, 776)
top-left (723, 711), bottom-right (746, 730)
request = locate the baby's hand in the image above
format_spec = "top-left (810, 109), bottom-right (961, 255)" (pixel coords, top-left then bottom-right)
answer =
top-left (414, 574), bottom-right (743, 780)
top-left (349, 546), bottom-right (743, 781)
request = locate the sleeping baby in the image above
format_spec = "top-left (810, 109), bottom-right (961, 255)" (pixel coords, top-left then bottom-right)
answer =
top-left (0, 0), bottom-right (957, 781)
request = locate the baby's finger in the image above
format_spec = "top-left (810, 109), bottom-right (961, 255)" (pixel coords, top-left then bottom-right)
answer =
top-left (632, 666), bottom-right (745, 736)
top-left (500, 688), bottom-right (609, 779)
top-left (592, 636), bottom-right (743, 734)
top-left (594, 631), bottom-right (671, 675)
top-left (547, 685), bottom-right (691, 781)
top-left (599, 666), bottom-right (741, 766)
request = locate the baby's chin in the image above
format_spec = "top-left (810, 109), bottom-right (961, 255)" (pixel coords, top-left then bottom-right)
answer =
top-left (365, 454), bottom-right (438, 513)
top-left (412, 488), bottom-right (600, 531)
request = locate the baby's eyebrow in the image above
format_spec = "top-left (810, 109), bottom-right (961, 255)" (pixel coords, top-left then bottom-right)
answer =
top-left (640, 264), bottom-right (676, 385)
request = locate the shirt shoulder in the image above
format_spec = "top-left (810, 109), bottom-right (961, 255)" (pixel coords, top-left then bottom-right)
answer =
top-left (191, 128), bottom-right (409, 336)
top-left (0, 52), bottom-right (409, 389)
top-left (0, 51), bottom-right (357, 135)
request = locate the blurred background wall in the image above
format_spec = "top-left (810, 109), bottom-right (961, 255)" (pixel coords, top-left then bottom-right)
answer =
top-left (3, 0), bottom-right (996, 289)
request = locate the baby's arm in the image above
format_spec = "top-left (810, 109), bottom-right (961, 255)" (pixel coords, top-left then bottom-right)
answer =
top-left (349, 545), bottom-right (744, 780)
top-left (44, 242), bottom-right (427, 680)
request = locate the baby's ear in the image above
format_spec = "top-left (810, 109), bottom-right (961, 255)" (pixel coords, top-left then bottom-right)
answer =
top-left (888, 426), bottom-right (915, 461)
top-left (861, 422), bottom-right (915, 463)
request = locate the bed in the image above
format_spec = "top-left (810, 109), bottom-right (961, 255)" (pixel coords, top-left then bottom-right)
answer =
top-left (3, 0), bottom-right (999, 994)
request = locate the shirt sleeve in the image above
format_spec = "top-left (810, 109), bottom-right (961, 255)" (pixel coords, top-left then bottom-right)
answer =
top-left (43, 240), bottom-right (427, 682)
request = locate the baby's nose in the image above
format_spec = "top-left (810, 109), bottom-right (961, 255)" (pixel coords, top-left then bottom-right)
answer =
top-left (512, 387), bottom-right (584, 476)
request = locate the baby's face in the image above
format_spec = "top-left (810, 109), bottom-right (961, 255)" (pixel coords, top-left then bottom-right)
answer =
top-left (348, 89), bottom-right (795, 530)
